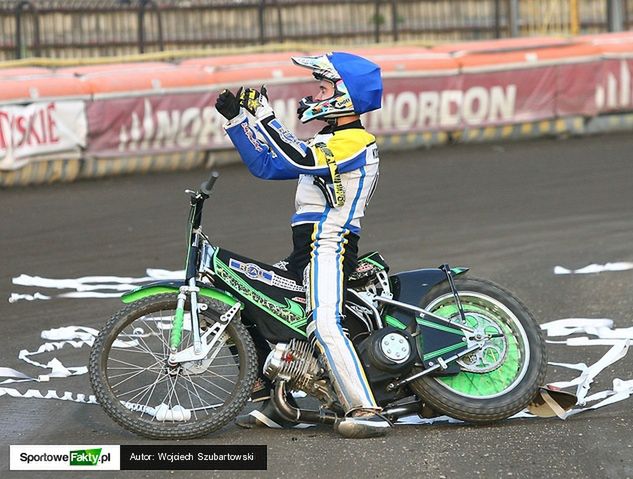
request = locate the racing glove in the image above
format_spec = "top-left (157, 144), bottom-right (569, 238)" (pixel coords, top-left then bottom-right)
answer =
top-left (239, 86), bottom-right (273, 119)
top-left (215, 88), bottom-right (242, 120)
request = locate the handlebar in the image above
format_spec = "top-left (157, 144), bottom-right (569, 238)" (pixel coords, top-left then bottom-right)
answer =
top-left (200, 171), bottom-right (219, 197)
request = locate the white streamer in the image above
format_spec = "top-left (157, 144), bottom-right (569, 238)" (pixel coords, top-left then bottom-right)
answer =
top-left (0, 367), bottom-right (34, 383)
top-left (554, 262), bottom-right (633, 275)
top-left (9, 293), bottom-right (51, 303)
top-left (0, 314), bottom-right (631, 425)
top-left (549, 341), bottom-right (630, 404)
top-left (9, 269), bottom-right (185, 303)
top-left (0, 325), bottom-right (97, 405)
top-left (537, 317), bottom-right (633, 417)
top-left (0, 387), bottom-right (97, 404)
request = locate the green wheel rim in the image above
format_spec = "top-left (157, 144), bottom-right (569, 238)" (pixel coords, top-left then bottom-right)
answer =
top-left (424, 292), bottom-right (529, 399)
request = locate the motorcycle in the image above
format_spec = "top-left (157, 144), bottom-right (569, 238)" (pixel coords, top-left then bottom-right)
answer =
top-left (88, 172), bottom-right (547, 439)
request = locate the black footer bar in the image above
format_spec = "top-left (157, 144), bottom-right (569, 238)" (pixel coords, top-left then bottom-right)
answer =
top-left (120, 445), bottom-right (267, 470)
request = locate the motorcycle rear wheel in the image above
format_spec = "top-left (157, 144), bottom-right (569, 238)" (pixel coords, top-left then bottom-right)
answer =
top-left (89, 294), bottom-right (257, 439)
top-left (410, 277), bottom-right (546, 423)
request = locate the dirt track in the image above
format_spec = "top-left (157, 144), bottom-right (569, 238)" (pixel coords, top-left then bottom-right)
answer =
top-left (1, 133), bottom-right (633, 478)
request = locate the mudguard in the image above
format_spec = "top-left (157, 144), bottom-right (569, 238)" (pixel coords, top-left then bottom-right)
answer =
top-left (121, 280), bottom-right (241, 309)
top-left (390, 267), bottom-right (469, 310)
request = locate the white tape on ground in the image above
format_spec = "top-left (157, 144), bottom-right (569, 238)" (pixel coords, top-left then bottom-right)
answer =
top-left (1, 315), bottom-right (631, 426)
top-left (554, 262), bottom-right (633, 275)
top-left (8, 269), bottom-right (185, 303)
top-left (0, 325), bottom-right (98, 404)
top-left (0, 387), bottom-right (97, 403)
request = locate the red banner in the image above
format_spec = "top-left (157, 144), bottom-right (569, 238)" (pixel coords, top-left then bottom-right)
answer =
top-left (362, 68), bottom-right (553, 133)
top-left (84, 56), bottom-right (633, 158)
top-left (88, 92), bottom-right (226, 157)
top-left (87, 84), bottom-right (328, 158)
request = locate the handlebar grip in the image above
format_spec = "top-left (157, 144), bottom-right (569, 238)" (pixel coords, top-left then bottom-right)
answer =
top-left (200, 171), bottom-right (219, 196)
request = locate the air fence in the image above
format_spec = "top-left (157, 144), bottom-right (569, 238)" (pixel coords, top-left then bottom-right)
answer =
top-left (1, 9), bottom-right (633, 186)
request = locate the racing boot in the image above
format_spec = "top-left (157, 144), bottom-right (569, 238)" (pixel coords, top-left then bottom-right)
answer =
top-left (335, 409), bottom-right (392, 439)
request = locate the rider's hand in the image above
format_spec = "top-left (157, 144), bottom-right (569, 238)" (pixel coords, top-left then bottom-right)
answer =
top-left (239, 86), bottom-right (273, 119)
top-left (215, 88), bottom-right (242, 120)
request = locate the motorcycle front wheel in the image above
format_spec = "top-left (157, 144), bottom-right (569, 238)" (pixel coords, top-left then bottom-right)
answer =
top-left (410, 277), bottom-right (547, 423)
top-left (89, 294), bottom-right (257, 439)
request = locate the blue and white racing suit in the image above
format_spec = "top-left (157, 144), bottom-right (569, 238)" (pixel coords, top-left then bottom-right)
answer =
top-left (224, 109), bottom-right (380, 412)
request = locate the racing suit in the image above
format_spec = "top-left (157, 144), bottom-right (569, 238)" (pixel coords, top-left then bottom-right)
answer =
top-left (223, 108), bottom-right (380, 412)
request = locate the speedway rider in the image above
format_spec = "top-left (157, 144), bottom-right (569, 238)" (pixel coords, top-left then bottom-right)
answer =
top-left (215, 52), bottom-right (389, 439)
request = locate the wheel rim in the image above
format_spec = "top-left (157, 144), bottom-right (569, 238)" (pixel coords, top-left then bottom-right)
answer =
top-left (103, 306), bottom-right (243, 425)
top-left (423, 291), bottom-right (530, 399)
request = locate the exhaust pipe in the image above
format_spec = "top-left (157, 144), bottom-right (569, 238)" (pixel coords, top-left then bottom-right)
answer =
top-left (272, 381), bottom-right (339, 426)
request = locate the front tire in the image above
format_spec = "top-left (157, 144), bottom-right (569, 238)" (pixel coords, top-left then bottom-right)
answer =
top-left (89, 294), bottom-right (257, 439)
top-left (409, 278), bottom-right (547, 423)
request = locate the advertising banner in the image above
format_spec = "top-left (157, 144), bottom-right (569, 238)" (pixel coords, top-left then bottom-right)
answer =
top-left (36, 56), bottom-right (633, 160)
top-left (87, 92), bottom-right (228, 158)
top-left (86, 65), bottom-right (583, 158)
top-left (0, 101), bottom-right (86, 170)
top-left (86, 85), bottom-right (323, 158)
top-left (461, 67), bottom-right (556, 124)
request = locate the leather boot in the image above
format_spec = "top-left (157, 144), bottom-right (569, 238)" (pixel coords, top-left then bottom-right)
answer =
top-left (335, 410), bottom-right (392, 439)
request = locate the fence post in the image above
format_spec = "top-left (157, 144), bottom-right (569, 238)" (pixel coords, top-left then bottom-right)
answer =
top-left (14, 0), bottom-right (40, 59)
top-left (258, 0), bottom-right (266, 44)
top-left (569, 0), bottom-right (580, 35)
top-left (607, 0), bottom-right (625, 31)
top-left (271, 0), bottom-right (284, 43)
top-left (137, 1), bottom-right (146, 53)
top-left (507, 0), bottom-right (519, 37)
top-left (138, 0), bottom-right (165, 53)
top-left (391, 0), bottom-right (398, 42)
top-left (373, 0), bottom-right (381, 43)
top-left (494, 0), bottom-right (502, 38)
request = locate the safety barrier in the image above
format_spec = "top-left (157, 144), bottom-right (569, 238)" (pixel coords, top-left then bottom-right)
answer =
top-left (2, 31), bottom-right (633, 186)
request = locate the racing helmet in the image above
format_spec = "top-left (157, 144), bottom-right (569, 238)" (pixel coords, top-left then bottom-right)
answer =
top-left (291, 52), bottom-right (383, 123)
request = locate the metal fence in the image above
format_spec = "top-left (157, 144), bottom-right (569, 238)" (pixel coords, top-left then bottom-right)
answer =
top-left (1, 0), bottom-right (631, 61)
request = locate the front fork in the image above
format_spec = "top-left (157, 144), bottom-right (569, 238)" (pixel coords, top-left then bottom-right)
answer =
top-left (171, 224), bottom-right (204, 353)
top-left (170, 279), bottom-right (202, 353)
top-left (168, 282), bottom-right (242, 365)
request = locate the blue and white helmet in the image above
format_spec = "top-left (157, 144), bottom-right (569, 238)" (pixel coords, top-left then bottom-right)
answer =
top-left (291, 52), bottom-right (383, 123)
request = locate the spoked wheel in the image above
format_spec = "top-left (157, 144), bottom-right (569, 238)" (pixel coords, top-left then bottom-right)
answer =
top-left (410, 278), bottom-right (547, 423)
top-left (89, 294), bottom-right (257, 439)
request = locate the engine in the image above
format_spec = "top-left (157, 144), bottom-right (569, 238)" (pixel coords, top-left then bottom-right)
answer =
top-left (263, 340), bottom-right (336, 405)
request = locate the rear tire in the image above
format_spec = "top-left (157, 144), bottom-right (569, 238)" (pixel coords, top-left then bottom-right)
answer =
top-left (89, 294), bottom-right (257, 439)
top-left (409, 278), bottom-right (546, 423)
